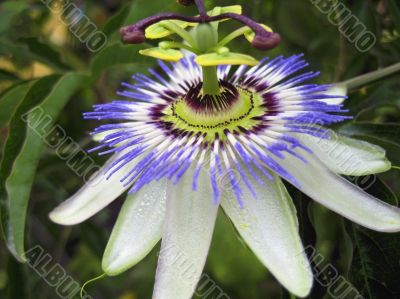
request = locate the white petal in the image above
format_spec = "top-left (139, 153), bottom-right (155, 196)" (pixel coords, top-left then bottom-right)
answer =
top-left (277, 151), bottom-right (400, 232)
top-left (321, 84), bottom-right (347, 105)
top-left (102, 179), bottom-right (167, 276)
top-left (295, 130), bottom-right (391, 176)
top-left (49, 152), bottom-right (140, 225)
top-left (221, 174), bottom-right (313, 298)
top-left (152, 168), bottom-right (218, 299)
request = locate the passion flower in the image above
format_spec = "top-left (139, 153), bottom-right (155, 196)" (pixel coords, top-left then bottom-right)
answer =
top-left (50, 1), bottom-right (400, 298)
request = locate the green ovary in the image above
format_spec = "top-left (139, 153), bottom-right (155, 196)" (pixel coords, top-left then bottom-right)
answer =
top-left (161, 88), bottom-right (265, 142)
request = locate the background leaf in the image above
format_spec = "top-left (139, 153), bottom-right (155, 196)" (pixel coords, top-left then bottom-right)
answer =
top-left (90, 43), bottom-right (152, 78)
top-left (0, 73), bottom-right (87, 259)
top-left (338, 122), bottom-right (400, 167)
top-left (0, 81), bottom-right (33, 128)
top-left (345, 178), bottom-right (400, 299)
top-left (16, 37), bottom-right (71, 71)
top-left (0, 0), bottom-right (399, 298)
top-left (0, 2), bottom-right (27, 34)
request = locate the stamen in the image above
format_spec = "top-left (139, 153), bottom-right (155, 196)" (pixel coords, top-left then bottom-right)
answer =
top-left (120, 1), bottom-right (280, 50)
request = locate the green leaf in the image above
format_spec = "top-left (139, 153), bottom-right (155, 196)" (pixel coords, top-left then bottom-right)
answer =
top-left (102, 0), bottom-right (175, 42)
top-left (345, 178), bottom-right (400, 299)
top-left (0, 2), bottom-right (27, 34)
top-left (123, 0), bottom-right (177, 25)
top-left (0, 81), bottom-right (33, 128)
top-left (0, 69), bottom-right (20, 82)
top-left (0, 73), bottom-right (87, 260)
top-left (388, 0), bottom-right (400, 30)
top-left (16, 37), bottom-right (70, 71)
top-left (6, 254), bottom-right (29, 299)
top-left (365, 178), bottom-right (398, 206)
top-left (339, 123), bottom-right (400, 151)
top-left (338, 123), bottom-right (400, 165)
top-left (90, 42), bottom-right (152, 78)
top-left (101, 4), bottom-right (130, 37)
top-left (346, 226), bottom-right (400, 299)
top-left (343, 79), bottom-right (400, 120)
top-left (0, 38), bottom-right (32, 65)
top-left (0, 38), bottom-right (69, 71)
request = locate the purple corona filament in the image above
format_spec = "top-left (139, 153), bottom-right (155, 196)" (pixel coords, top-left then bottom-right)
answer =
top-left (84, 54), bottom-right (350, 204)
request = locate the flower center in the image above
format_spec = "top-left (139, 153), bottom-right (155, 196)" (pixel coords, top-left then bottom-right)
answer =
top-left (158, 81), bottom-right (266, 141)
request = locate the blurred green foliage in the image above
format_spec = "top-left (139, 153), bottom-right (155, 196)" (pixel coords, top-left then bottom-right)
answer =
top-left (0, 0), bottom-right (399, 298)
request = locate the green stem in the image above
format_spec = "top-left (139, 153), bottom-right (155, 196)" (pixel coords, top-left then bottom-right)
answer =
top-left (202, 66), bottom-right (220, 95)
top-left (80, 273), bottom-right (107, 298)
top-left (341, 62), bottom-right (400, 91)
top-left (217, 26), bottom-right (252, 48)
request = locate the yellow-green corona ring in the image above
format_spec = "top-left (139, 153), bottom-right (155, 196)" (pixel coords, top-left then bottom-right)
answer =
top-left (162, 83), bottom-right (263, 141)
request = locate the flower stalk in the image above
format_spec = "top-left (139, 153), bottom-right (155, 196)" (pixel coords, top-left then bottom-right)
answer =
top-left (342, 62), bottom-right (400, 91)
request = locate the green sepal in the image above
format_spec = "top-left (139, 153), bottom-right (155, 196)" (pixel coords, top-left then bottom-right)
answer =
top-left (139, 47), bottom-right (183, 62)
top-left (195, 52), bottom-right (259, 66)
